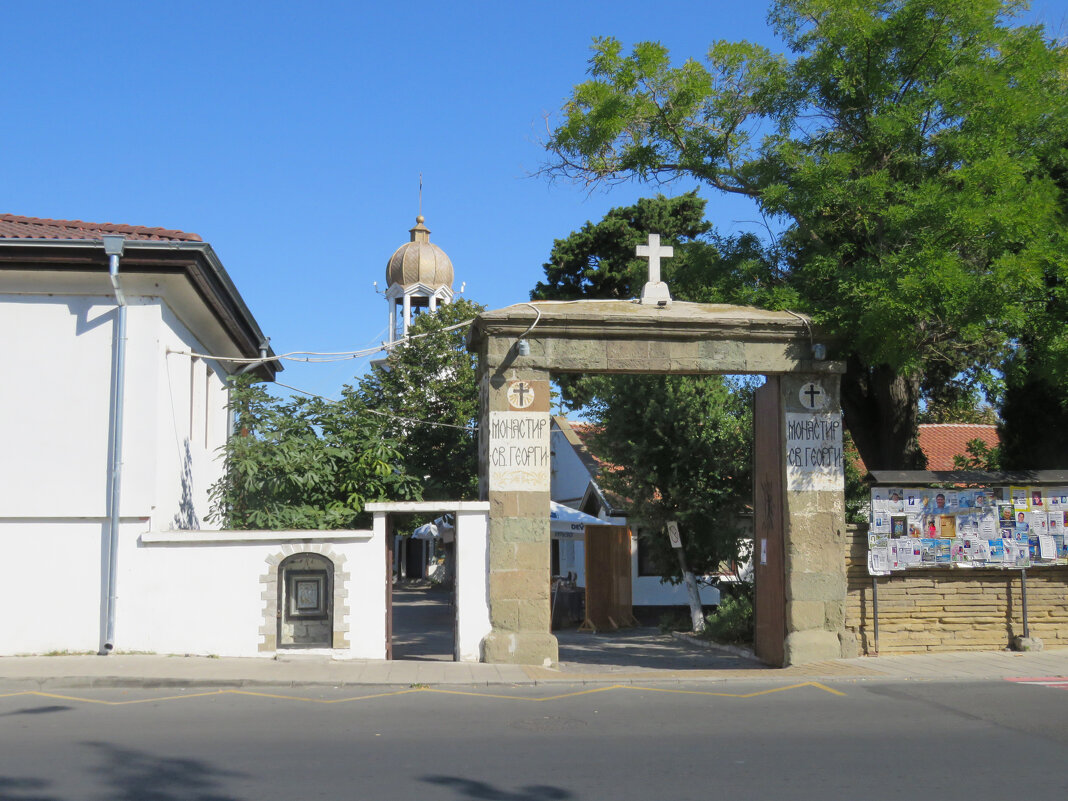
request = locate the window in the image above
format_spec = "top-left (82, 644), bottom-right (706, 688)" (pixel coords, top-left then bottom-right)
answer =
top-left (636, 532), bottom-right (661, 577)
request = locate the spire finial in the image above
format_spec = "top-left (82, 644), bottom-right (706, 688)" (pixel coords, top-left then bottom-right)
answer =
top-left (418, 173), bottom-right (423, 221)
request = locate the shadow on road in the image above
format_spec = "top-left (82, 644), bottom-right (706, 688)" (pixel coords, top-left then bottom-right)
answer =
top-left (423, 774), bottom-right (573, 800)
top-left (84, 741), bottom-right (246, 801)
top-left (0, 776), bottom-right (57, 801)
top-left (0, 705), bottom-right (73, 717)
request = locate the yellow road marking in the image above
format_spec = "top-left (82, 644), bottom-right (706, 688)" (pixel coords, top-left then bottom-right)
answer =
top-left (4, 689), bottom-right (229, 706)
top-left (0, 681), bottom-right (845, 707)
top-left (621, 681), bottom-right (846, 698)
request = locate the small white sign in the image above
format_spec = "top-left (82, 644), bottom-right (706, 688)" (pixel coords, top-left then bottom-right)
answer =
top-left (760, 538), bottom-right (767, 565)
top-left (785, 412), bottom-right (845, 492)
top-left (488, 411), bottom-right (550, 491)
top-left (666, 521), bottom-right (682, 549)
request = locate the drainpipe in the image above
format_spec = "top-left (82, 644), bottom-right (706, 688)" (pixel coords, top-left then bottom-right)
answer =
top-left (236, 339), bottom-right (270, 375)
top-left (100, 234), bottom-right (126, 655)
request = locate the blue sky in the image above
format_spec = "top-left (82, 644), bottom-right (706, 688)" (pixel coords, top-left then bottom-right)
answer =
top-left (4, 1), bottom-right (1067, 398)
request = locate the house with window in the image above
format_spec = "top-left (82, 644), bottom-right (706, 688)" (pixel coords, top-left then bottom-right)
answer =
top-left (549, 416), bottom-right (722, 612)
top-left (0, 214), bottom-right (279, 654)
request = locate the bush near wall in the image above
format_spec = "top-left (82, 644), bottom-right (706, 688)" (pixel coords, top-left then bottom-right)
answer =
top-left (844, 526), bottom-right (1068, 654)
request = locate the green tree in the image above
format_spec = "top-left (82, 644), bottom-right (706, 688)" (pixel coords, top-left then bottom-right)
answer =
top-left (208, 377), bottom-right (420, 529)
top-left (584, 374), bottom-right (754, 580)
top-left (358, 298), bottom-right (484, 500)
top-left (532, 194), bottom-right (773, 580)
top-left (543, 0), bottom-right (1068, 470)
top-left (533, 192), bottom-right (793, 409)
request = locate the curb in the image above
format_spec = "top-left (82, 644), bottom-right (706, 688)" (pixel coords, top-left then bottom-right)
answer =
top-left (669, 631), bottom-right (760, 661)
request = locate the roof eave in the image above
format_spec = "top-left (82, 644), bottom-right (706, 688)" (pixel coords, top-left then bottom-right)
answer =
top-left (0, 238), bottom-right (281, 380)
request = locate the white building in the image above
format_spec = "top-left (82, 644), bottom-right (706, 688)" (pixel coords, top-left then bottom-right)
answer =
top-left (550, 416), bottom-right (721, 609)
top-left (0, 214), bottom-right (280, 654)
top-left (0, 214), bottom-right (491, 663)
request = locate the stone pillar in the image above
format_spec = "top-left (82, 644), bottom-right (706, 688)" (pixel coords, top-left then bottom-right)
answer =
top-left (477, 347), bottom-right (557, 665)
top-left (778, 372), bottom-right (850, 664)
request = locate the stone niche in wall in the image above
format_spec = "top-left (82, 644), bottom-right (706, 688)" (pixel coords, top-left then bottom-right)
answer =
top-left (278, 552), bottom-right (333, 648)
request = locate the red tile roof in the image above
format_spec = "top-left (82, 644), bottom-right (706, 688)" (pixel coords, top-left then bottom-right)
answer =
top-left (0, 214), bottom-right (202, 242)
top-left (918, 424), bottom-right (999, 471)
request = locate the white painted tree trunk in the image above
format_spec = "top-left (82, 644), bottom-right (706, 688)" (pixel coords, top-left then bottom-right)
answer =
top-left (675, 548), bottom-right (706, 633)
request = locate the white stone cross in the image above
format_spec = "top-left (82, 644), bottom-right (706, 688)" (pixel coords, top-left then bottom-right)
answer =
top-left (636, 233), bottom-right (673, 306)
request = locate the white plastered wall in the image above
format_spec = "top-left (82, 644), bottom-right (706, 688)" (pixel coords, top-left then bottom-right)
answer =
top-left (122, 529), bottom-right (386, 659)
top-left (0, 277), bottom-right (396, 659)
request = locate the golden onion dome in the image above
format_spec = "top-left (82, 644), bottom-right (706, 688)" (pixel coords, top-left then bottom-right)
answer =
top-left (385, 215), bottom-right (454, 289)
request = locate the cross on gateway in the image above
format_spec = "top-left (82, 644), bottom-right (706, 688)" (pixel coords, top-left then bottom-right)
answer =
top-left (800, 382), bottom-right (825, 410)
top-left (636, 233), bottom-right (673, 306)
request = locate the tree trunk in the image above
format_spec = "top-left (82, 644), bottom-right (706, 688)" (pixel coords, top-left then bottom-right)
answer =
top-left (675, 547), bottom-right (706, 633)
top-left (840, 355), bottom-right (926, 472)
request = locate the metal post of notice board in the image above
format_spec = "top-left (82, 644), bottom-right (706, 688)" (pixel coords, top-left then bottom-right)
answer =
top-left (871, 576), bottom-right (880, 655)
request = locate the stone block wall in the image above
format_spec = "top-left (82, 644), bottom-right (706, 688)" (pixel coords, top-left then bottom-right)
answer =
top-left (844, 526), bottom-right (1068, 653)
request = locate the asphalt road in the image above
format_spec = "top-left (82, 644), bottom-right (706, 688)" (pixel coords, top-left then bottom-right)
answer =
top-left (2, 679), bottom-right (1066, 801)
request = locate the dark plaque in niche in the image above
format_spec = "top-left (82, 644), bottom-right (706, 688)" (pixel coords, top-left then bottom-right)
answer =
top-left (287, 571), bottom-right (327, 619)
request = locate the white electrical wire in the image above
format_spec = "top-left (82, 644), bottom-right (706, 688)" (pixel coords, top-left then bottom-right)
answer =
top-left (272, 380), bottom-right (478, 432)
top-left (178, 318), bottom-right (476, 366)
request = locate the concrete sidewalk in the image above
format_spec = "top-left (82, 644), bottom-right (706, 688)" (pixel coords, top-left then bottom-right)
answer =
top-left (1, 646), bottom-right (1066, 690)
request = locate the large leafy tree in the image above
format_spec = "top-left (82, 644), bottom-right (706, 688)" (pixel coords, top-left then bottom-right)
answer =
top-left (358, 298), bottom-right (484, 501)
top-left (584, 374), bottom-right (754, 580)
top-left (208, 377), bottom-right (420, 529)
top-left (543, 0), bottom-right (1068, 470)
top-left (533, 192), bottom-right (792, 409)
top-left (533, 194), bottom-right (764, 577)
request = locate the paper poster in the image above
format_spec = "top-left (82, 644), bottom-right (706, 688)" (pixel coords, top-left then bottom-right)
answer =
top-left (1031, 511), bottom-right (1049, 534)
top-left (907, 516), bottom-right (924, 538)
top-left (965, 539), bottom-right (991, 562)
top-left (929, 491), bottom-right (952, 514)
top-left (978, 512), bottom-right (998, 538)
top-left (1047, 488), bottom-right (1068, 508)
top-left (938, 516), bottom-right (956, 538)
top-left (886, 488), bottom-right (905, 513)
top-left (899, 543), bottom-right (923, 567)
top-left (868, 545), bottom-right (891, 576)
top-left (1049, 511), bottom-right (1066, 535)
top-left (889, 540), bottom-right (903, 570)
top-left (1014, 542), bottom-right (1031, 567)
top-left (869, 484), bottom-right (1066, 570)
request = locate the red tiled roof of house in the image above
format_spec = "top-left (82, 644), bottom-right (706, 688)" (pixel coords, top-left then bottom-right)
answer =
top-left (918, 423), bottom-right (999, 471)
top-left (568, 422), bottom-right (608, 471)
top-left (0, 214), bottom-right (202, 242)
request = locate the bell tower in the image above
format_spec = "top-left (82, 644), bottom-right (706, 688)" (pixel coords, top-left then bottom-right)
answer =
top-left (383, 214), bottom-right (455, 345)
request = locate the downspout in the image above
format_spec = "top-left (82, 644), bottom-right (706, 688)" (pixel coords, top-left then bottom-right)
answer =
top-left (100, 234), bottom-right (126, 654)
top-left (235, 339), bottom-right (270, 375)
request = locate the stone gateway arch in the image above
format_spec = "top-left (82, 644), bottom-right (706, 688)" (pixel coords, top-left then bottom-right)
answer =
top-left (466, 299), bottom-right (850, 667)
